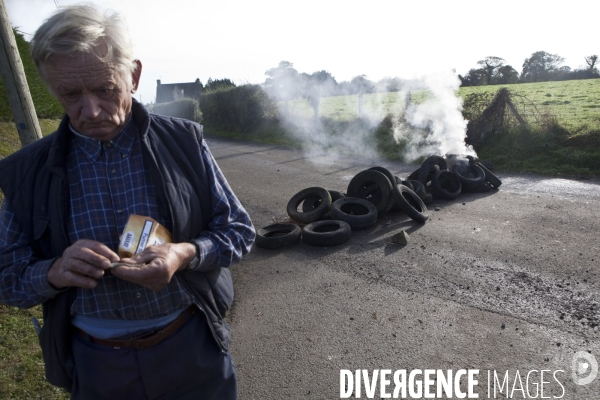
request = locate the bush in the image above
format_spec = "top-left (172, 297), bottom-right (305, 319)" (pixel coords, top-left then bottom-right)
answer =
top-left (199, 85), bottom-right (278, 132)
top-left (204, 78), bottom-right (236, 92)
top-left (147, 98), bottom-right (202, 123)
top-left (374, 114), bottom-right (407, 160)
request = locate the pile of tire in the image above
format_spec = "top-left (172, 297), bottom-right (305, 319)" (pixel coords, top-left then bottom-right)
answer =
top-left (406, 155), bottom-right (502, 201)
top-left (255, 165), bottom-right (432, 249)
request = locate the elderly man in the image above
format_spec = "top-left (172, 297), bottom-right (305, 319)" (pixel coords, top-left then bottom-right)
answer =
top-left (0, 5), bottom-right (255, 399)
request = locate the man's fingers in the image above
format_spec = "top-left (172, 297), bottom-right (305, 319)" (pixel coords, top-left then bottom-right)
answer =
top-left (111, 262), bottom-right (170, 291)
top-left (49, 257), bottom-right (104, 289)
top-left (111, 263), bottom-right (156, 282)
top-left (48, 239), bottom-right (117, 289)
top-left (61, 270), bottom-right (99, 289)
top-left (67, 257), bottom-right (106, 279)
top-left (69, 241), bottom-right (119, 269)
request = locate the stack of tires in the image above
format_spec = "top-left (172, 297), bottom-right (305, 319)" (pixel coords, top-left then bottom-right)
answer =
top-left (406, 155), bottom-right (502, 201)
top-left (255, 157), bottom-right (500, 249)
top-left (256, 166), bottom-right (432, 249)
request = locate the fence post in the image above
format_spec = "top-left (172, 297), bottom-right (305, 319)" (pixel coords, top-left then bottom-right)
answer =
top-left (358, 93), bottom-right (363, 119)
top-left (0, 0), bottom-right (42, 147)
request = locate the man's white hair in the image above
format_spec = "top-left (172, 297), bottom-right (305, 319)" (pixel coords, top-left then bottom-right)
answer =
top-left (31, 4), bottom-right (138, 85)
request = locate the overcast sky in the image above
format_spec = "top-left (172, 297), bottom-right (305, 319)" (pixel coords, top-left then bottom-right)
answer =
top-left (5, 0), bottom-right (599, 104)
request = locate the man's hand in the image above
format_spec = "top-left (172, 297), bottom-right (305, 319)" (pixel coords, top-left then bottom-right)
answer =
top-left (48, 239), bottom-right (120, 289)
top-left (110, 242), bottom-right (195, 291)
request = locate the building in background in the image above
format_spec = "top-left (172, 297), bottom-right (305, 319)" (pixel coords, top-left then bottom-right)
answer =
top-left (155, 78), bottom-right (203, 103)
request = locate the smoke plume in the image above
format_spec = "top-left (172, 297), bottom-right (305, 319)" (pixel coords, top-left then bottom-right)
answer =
top-left (264, 66), bottom-right (475, 167)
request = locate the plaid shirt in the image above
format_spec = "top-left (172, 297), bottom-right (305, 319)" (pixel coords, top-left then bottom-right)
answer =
top-left (0, 119), bottom-right (254, 320)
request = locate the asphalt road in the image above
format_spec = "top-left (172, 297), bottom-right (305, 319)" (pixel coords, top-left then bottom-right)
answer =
top-left (206, 136), bottom-right (600, 400)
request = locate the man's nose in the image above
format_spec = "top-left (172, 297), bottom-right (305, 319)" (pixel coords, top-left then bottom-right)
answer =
top-left (80, 93), bottom-right (102, 119)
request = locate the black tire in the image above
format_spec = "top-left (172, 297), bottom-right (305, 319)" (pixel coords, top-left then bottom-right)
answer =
top-left (329, 190), bottom-right (345, 202)
top-left (451, 162), bottom-right (485, 191)
top-left (414, 164), bottom-right (440, 185)
top-left (302, 220), bottom-right (352, 247)
top-left (476, 159), bottom-right (494, 171)
top-left (391, 184), bottom-right (429, 223)
top-left (287, 187), bottom-right (332, 223)
top-left (357, 181), bottom-right (381, 198)
top-left (368, 166), bottom-right (395, 188)
top-left (407, 168), bottom-right (420, 181)
top-left (467, 181), bottom-right (493, 193)
top-left (477, 162), bottom-right (502, 188)
top-left (368, 167), bottom-right (397, 214)
top-left (330, 197), bottom-right (378, 230)
top-left (347, 170), bottom-right (392, 214)
top-left (423, 193), bottom-right (433, 205)
top-left (255, 223), bottom-right (301, 249)
top-left (389, 180), bottom-right (415, 212)
top-left (301, 190), bottom-right (345, 213)
top-left (356, 182), bottom-right (384, 210)
top-left (406, 180), bottom-right (425, 199)
top-left (429, 169), bottom-right (462, 200)
top-left (401, 180), bottom-right (414, 191)
top-left (417, 156), bottom-right (447, 184)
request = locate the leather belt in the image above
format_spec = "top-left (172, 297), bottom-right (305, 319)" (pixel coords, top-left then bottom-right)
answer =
top-left (75, 305), bottom-right (197, 350)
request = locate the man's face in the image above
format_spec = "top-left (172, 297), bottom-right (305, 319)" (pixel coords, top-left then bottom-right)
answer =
top-left (43, 52), bottom-right (141, 141)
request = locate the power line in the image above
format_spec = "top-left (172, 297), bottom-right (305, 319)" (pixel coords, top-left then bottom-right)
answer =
top-left (54, 0), bottom-right (59, 9)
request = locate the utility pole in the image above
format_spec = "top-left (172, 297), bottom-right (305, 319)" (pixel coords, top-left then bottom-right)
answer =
top-left (0, 0), bottom-right (42, 147)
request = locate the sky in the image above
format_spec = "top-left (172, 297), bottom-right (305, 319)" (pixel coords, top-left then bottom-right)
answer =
top-left (5, 0), bottom-right (599, 105)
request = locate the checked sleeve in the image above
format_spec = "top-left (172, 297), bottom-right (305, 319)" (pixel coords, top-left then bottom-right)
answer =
top-left (188, 140), bottom-right (255, 271)
top-left (0, 199), bottom-right (64, 308)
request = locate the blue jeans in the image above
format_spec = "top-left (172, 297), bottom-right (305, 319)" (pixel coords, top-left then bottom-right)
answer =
top-left (70, 308), bottom-right (237, 400)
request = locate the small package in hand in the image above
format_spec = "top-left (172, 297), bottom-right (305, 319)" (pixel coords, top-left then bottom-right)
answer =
top-left (118, 214), bottom-right (172, 258)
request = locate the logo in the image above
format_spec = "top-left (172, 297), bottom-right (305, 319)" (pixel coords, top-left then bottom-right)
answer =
top-left (572, 351), bottom-right (598, 386)
top-left (122, 231), bottom-right (134, 249)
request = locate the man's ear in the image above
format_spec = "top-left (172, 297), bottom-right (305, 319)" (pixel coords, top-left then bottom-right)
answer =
top-left (131, 60), bottom-right (142, 93)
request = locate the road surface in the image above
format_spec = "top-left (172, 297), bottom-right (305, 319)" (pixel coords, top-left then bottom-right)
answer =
top-left (207, 136), bottom-right (600, 400)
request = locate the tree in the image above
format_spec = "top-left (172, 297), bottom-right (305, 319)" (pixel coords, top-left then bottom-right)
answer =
top-left (375, 77), bottom-right (403, 92)
top-left (459, 68), bottom-right (486, 86)
top-left (299, 70), bottom-right (338, 119)
top-left (264, 61), bottom-right (300, 100)
top-left (494, 65), bottom-right (519, 84)
top-left (204, 78), bottom-right (235, 92)
top-left (585, 55), bottom-right (598, 71)
top-left (264, 61), bottom-right (301, 114)
top-left (521, 51), bottom-right (565, 82)
top-left (349, 75), bottom-right (375, 94)
top-left (477, 56), bottom-right (505, 85)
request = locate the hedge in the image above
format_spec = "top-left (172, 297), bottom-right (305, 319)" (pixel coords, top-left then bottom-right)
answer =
top-left (199, 84), bottom-right (278, 132)
top-left (147, 98), bottom-right (202, 123)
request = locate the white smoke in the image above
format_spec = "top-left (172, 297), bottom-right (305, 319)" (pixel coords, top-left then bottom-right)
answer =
top-left (266, 68), bottom-right (475, 166)
top-left (393, 70), bottom-right (476, 161)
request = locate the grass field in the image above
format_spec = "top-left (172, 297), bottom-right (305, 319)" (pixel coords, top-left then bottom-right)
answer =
top-left (271, 79), bottom-right (600, 177)
top-left (459, 79), bottom-right (600, 135)
top-left (0, 306), bottom-right (69, 399)
top-left (285, 80), bottom-right (600, 136)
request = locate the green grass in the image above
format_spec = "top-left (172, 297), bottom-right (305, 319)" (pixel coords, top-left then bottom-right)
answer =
top-left (285, 80), bottom-right (600, 136)
top-left (476, 123), bottom-right (600, 177)
top-left (258, 80), bottom-right (600, 177)
top-left (0, 31), bottom-right (63, 122)
top-left (0, 305), bottom-right (69, 399)
top-left (287, 91), bottom-right (429, 120)
top-left (459, 79), bottom-right (600, 135)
